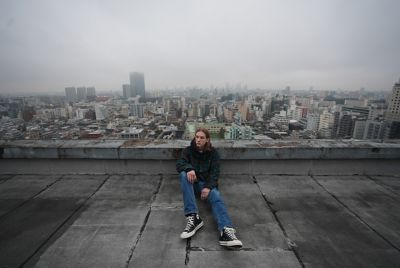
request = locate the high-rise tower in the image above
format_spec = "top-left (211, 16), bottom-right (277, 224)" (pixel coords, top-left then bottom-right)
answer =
top-left (65, 87), bottom-right (77, 103)
top-left (77, 87), bottom-right (87, 102)
top-left (385, 79), bottom-right (400, 139)
top-left (129, 72), bottom-right (145, 99)
top-left (386, 79), bottom-right (400, 122)
top-left (87, 87), bottom-right (96, 98)
top-left (122, 84), bottom-right (131, 99)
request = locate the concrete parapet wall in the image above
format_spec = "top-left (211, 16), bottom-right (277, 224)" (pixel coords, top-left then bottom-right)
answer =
top-left (0, 158), bottom-right (399, 176)
top-left (1, 139), bottom-right (400, 160)
top-left (0, 139), bottom-right (399, 176)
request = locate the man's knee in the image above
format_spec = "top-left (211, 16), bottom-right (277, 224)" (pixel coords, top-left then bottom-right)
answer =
top-left (207, 188), bottom-right (222, 202)
top-left (179, 171), bottom-right (187, 180)
top-left (179, 171), bottom-right (190, 186)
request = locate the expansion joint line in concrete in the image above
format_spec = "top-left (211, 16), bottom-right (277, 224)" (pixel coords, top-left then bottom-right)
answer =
top-left (252, 175), bottom-right (306, 268)
top-left (364, 175), bottom-right (400, 200)
top-left (0, 174), bottom-right (65, 223)
top-left (125, 174), bottom-right (164, 268)
top-left (20, 174), bottom-right (111, 267)
top-left (310, 175), bottom-right (400, 253)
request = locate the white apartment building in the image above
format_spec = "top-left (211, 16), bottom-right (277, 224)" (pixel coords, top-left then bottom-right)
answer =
top-left (95, 105), bottom-right (108, 121)
top-left (353, 120), bottom-right (367, 139)
top-left (318, 111), bottom-right (335, 138)
top-left (271, 111), bottom-right (289, 130)
top-left (225, 123), bottom-right (254, 140)
top-left (385, 80), bottom-right (400, 122)
top-left (363, 120), bottom-right (386, 139)
top-left (306, 113), bottom-right (320, 132)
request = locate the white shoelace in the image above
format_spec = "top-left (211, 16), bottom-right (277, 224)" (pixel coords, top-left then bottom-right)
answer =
top-left (224, 227), bottom-right (237, 240)
top-left (184, 216), bottom-right (195, 231)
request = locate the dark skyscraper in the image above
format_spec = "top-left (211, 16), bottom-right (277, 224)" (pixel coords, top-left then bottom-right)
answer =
top-left (129, 72), bottom-right (145, 99)
top-left (337, 113), bottom-right (355, 139)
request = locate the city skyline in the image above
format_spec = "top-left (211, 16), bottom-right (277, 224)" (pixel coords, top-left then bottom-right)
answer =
top-left (1, 79), bottom-right (399, 140)
top-left (0, 0), bottom-right (400, 93)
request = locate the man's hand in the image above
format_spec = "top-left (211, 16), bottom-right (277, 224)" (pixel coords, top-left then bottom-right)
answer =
top-left (187, 170), bottom-right (197, 184)
top-left (201, 188), bottom-right (210, 200)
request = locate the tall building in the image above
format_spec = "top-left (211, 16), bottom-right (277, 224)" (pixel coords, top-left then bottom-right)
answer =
top-left (352, 120), bottom-right (367, 139)
top-left (331, 111), bottom-right (340, 138)
top-left (363, 120), bottom-right (386, 139)
top-left (271, 111), bottom-right (290, 131)
top-left (95, 104), bottom-right (108, 121)
top-left (296, 96), bottom-right (313, 109)
top-left (337, 114), bottom-right (356, 139)
top-left (65, 87), bottom-right (77, 103)
top-left (368, 105), bottom-right (385, 121)
top-left (385, 79), bottom-right (400, 122)
top-left (77, 87), bottom-right (87, 102)
top-left (129, 72), bottom-right (145, 99)
top-left (387, 121), bottom-right (400, 139)
top-left (223, 107), bottom-right (234, 122)
top-left (87, 87), bottom-right (96, 99)
top-left (318, 111), bottom-right (335, 138)
top-left (306, 113), bottom-right (320, 132)
top-left (262, 99), bottom-right (271, 116)
top-left (122, 84), bottom-right (131, 99)
top-left (75, 108), bottom-right (88, 120)
top-left (342, 106), bottom-right (369, 117)
top-left (130, 103), bottom-right (145, 118)
top-left (384, 79), bottom-right (400, 139)
top-left (238, 101), bottom-right (248, 122)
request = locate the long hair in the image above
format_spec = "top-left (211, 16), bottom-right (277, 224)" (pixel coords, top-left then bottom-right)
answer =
top-left (194, 127), bottom-right (213, 152)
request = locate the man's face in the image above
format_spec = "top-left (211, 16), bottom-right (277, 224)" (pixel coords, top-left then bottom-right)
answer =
top-left (195, 131), bottom-right (208, 150)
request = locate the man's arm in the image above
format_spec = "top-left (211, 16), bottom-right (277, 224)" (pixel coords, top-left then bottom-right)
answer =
top-left (176, 147), bottom-right (197, 184)
top-left (176, 147), bottom-right (194, 173)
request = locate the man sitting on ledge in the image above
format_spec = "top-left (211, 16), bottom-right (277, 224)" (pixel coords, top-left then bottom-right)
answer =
top-left (176, 127), bottom-right (243, 248)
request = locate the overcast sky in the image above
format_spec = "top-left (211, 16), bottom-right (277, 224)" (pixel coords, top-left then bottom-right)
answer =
top-left (0, 0), bottom-right (399, 93)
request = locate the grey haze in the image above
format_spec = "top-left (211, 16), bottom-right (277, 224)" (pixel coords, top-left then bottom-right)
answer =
top-left (0, 0), bottom-right (399, 93)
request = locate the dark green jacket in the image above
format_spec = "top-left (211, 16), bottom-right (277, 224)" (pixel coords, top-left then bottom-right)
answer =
top-left (176, 140), bottom-right (220, 189)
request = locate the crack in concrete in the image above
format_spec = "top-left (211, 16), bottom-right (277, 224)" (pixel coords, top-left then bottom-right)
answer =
top-left (185, 238), bottom-right (191, 266)
top-left (21, 174), bottom-right (111, 267)
top-left (150, 205), bottom-right (183, 210)
top-left (310, 175), bottom-right (400, 253)
top-left (365, 175), bottom-right (400, 200)
top-left (252, 175), bottom-right (306, 268)
top-left (126, 207), bottom-right (152, 267)
top-left (125, 174), bottom-right (164, 268)
top-left (190, 246), bottom-right (288, 252)
top-left (0, 174), bottom-right (14, 184)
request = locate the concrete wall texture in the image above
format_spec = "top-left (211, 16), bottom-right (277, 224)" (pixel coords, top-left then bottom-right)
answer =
top-left (1, 139), bottom-right (399, 175)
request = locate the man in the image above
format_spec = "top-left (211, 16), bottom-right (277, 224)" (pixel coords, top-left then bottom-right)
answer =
top-left (176, 128), bottom-right (243, 248)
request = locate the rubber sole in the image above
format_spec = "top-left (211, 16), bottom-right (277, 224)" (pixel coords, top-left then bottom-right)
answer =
top-left (219, 240), bottom-right (243, 248)
top-left (180, 221), bottom-right (204, 239)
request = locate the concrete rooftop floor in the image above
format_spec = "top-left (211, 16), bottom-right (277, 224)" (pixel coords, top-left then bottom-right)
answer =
top-left (0, 172), bottom-right (399, 268)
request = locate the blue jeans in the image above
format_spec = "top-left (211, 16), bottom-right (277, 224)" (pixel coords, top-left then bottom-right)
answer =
top-left (179, 171), bottom-right (233, 231)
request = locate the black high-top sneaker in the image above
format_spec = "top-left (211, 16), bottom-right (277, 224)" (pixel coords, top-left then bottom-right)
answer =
top-left (180, 213), bottom-right (204, 239)
top-left (219, 227), bottom-right (243, 248)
